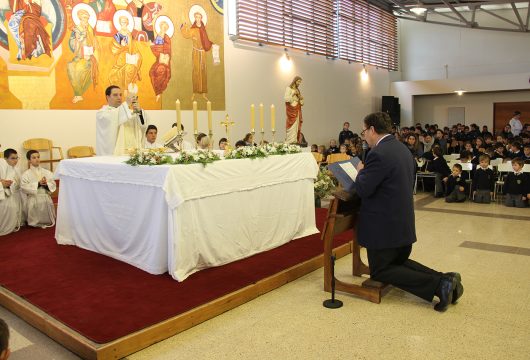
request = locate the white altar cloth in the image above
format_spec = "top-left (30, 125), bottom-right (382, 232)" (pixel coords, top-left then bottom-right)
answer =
top-left (55, 153), bottom-right (319, 281)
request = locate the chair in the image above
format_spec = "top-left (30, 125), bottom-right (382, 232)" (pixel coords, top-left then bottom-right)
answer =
top-left (327, 153), bottom-right (350, 164)
top-left (443, 154), bottom-right (459, 162)
top-left (493, 163), bottom-right (513, 201)
top-left (23, 138), bottom-right (64, 171)
top-left (490, 158), bottom-right (503, 168)
top-left (68, 146), bottom-right (95, 159)
top-left (311, 152), bottom-right (323, 164)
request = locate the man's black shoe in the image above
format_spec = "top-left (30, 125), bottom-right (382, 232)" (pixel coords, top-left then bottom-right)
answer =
top-left (444, 272), bottom-right (464, 304)
top-left (434, 276), bottom-right (456, 312)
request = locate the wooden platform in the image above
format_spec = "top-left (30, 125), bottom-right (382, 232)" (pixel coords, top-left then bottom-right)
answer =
top-left (0, 241), bottom-right (352, 360)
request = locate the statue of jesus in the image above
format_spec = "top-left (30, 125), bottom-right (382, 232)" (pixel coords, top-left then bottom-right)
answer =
top-left (284, 76), bottom-right (303, 144)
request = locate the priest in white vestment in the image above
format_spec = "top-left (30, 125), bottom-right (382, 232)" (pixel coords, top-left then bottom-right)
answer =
top-left (96, 85), bottom-right (148, 156)
top-left (21, 150), bottom-right (56, 229)
top-left (0, 149), bottom-right (24, 236)
top-left (143, 125), bottom-right (164, 149)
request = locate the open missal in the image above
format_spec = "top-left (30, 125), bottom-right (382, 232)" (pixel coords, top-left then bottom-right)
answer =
top-left (328, 157), bottom-right (361, 192)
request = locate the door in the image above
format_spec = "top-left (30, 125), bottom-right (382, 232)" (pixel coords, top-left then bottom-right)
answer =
top-left (493, 102), bottom-right (530, 136)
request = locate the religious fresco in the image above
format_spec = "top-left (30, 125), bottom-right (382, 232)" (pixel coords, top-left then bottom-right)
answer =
top-left (0, 0), bottom-right (225, 110)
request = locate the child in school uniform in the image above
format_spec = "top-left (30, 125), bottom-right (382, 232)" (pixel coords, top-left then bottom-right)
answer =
top-left (445, 163), bottom-right (467, 203)
top-left (472, 154), bottom-right (495, 204)
top-left (21, 150), bottom-right (56, 228)
top-left (503, 158), bottom-right (529, 208)
top-left (426, 146), bottom-right (451, 197)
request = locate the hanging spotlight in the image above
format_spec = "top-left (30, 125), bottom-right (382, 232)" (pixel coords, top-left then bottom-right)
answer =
top-left (280, 48), bottom-right (293, 72)
top-left (361, 64), bottom-right (368, 80)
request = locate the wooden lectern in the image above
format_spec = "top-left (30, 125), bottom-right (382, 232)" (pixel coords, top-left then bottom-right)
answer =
top-left (322, 191), bottom-right (391, 304)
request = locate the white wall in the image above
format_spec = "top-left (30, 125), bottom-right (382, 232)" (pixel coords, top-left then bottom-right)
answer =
top-left (0, 15), bottom-right (391, 168)
top-left (392, 10), bottom-right (530, 126)
top-left (398, 9), bottom-right (530, 81)
top-left (414, 90), bottom-right (530, 128)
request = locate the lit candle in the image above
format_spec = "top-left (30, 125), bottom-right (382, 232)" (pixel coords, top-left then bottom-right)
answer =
top-left (270, 104), bottom-right (275, 131)
top-left (250, 104), bottom-right (255, 131)
top-left (176, 99), bottom-right (181, 132)
top-left (193, 101), bottom-right (198, 133)
top-left (259, 103), bottom-right (264, 131)
top-left (207, 101), bottom-right (212, 132)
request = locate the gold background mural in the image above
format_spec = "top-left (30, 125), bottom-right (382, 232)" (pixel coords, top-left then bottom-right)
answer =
top-left (0, 0), bottom-right (225, 110)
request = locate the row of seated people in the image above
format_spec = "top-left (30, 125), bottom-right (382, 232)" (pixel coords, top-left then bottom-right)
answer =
top-left (0, 149), bottom-right (56, 237)
top-left (404, 131), bottom-right (530, 161)
top-left (396, 121), bottom-right (529, 148)
top-left (424, 146), bottom-right (529, 208)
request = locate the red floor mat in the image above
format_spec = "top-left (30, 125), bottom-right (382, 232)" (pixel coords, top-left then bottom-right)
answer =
top-left (0, 208), bottom-right (351, 343)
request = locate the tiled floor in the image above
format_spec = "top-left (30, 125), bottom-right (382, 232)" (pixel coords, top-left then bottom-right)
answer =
top-left (1, 193), bottom-right (529, 360)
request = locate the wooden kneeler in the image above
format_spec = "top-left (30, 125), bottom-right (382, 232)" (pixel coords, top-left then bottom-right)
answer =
top-left (322, 191), bottom-right (391, 304)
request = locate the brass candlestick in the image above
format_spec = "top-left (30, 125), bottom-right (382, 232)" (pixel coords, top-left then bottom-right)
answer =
top-left (220, 114), bottom-right (235, 148)
top-left (271, 129), bottom-right (276, 144)
top-left (260, 129), bottom-right (265, 145)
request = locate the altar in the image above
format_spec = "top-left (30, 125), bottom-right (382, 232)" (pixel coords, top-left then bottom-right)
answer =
top-left (55, 153), bottom-right (319, 281)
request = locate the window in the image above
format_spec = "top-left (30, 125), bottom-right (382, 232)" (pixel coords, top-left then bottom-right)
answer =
top-left (235, 0), bottom-right (398, 71)
top-left (236, 0), bottom-right (336, 57)
top-left (336, 0), bottom-right (398, 70)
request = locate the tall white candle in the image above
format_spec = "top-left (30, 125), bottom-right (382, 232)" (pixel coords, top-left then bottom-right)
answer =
top-left (250, 104), bottom-right (255, 131)
top-left (207, 101), bottom-right (212, 132)
top-left (193, 101), bottom-right (198, 133)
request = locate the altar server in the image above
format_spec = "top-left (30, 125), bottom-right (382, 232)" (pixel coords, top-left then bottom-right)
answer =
top-left (144, 125), bottom-right (164, 149)
top-left (0, 149), bottom-right (24, 236)
top-left (21, 150), bottom-right (56, 229)
top-left (96, 85), bottom-right (147, 156)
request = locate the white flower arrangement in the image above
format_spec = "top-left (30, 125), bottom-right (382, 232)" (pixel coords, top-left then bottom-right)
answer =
top-left (225, 143), bottom-right (301, 159)
top-left (314, 168), bottom-right (336, 199)
top-left (125, 148), bottom-right (171, 166)
top-left (173, 150), bottom-right (221, 166)
top-left (225, 145), bottom-right (269, 159)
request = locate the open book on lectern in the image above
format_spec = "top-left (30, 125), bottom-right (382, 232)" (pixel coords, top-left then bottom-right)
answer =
top-left (328, 157), bottom-right (361, 193)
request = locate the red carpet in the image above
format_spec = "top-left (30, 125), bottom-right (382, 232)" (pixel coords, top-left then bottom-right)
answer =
top-left (0, 208), bottom-right (351, 344)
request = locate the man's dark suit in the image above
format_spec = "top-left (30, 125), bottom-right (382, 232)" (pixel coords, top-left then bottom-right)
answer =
top-left (354, 135), bottom-right (442, 301)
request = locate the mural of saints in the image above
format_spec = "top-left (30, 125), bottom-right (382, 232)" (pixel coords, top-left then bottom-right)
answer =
top-left (67, 4), bottom-right (99, 104)
top-left (125, 0), bottom-right (162, 42)
top-left (109, 10), bottom-right (142, 95)
top-left (149, 15), bottom-right (173, 102)
top-left (7, 0), bottom-right (52, 60)
top-left (180, 5), bottom-right (213, 102)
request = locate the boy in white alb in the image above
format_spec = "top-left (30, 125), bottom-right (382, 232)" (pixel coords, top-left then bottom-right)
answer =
top-left (0, 149), bottom-right (24, 236)
top-left (21, 150), bottom-right (56, 228)
top-left (143, 125), bottom-right (164, 149)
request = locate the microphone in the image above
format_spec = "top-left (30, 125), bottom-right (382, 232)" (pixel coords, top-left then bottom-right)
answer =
top-left (361, 141), bottom-right (368, 162)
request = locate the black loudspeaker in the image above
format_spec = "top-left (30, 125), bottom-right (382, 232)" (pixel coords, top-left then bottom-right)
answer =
top-left (382, 96), bottom-right (400, 126)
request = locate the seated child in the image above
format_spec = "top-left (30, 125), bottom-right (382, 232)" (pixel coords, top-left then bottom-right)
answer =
top-left (426, 146), bottom-right (450, 197)
top-left (21, 150), bottom-right (56, 228)
top-left (472, 154), bottom-right (494, 203)
top-left (0, 149), bottom-right (24, 236)
top-left (445, 163), bottom-right (467, 203)
top-left (523, 144), bottom-right (530, 163)
top-left (503, 158), bottom-right (529, 208)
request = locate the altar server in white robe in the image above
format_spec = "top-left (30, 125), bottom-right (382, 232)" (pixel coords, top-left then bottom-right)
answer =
top-left (143, 125), bottom-right (164, 149)
top-left (21, 150), bottom-right (56, 229)
top-left (0, 149), bottom-right (24, 236)
top-left (96, 85), bottom-right (148, 156)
